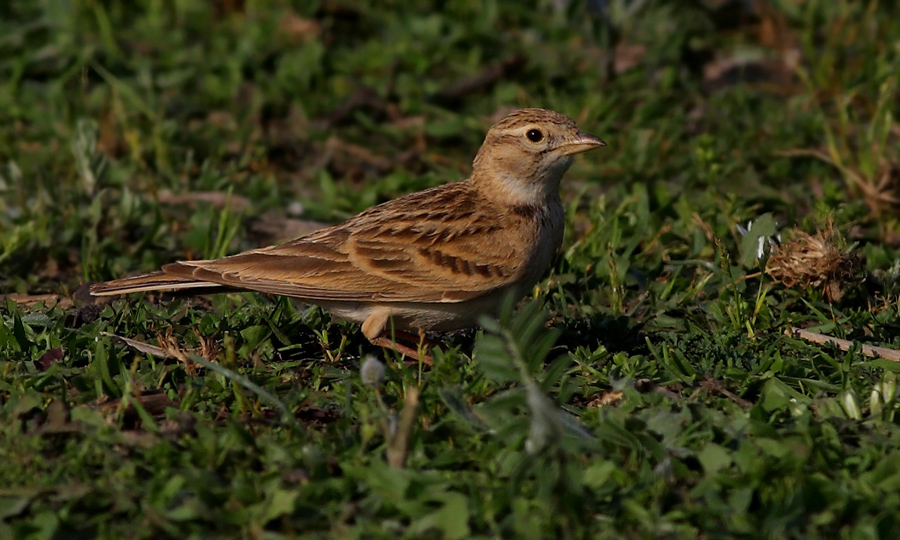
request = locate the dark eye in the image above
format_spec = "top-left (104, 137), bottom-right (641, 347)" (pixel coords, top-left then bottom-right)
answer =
top-left (526, 129), bottom-right (543, 142)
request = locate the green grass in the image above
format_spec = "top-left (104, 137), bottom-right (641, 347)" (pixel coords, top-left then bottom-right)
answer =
top-left (3, 0), bottom-right (900, 537)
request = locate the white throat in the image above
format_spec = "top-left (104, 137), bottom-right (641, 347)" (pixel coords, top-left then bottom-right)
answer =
top-left (491, 156), bottom-right (572, 206)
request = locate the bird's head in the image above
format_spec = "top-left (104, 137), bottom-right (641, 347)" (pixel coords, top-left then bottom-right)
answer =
top-left (472, 108), bottom-right (605, 206)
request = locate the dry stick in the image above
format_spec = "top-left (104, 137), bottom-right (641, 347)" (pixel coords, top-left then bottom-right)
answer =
top-left (701, 378), bottom-right (753, 409)
top-left (2, 293), bottom-right (73, 309)
top-left (634, 378), bottom-right (682, 400)
top-left (789, 327), bottom-right (900, 362)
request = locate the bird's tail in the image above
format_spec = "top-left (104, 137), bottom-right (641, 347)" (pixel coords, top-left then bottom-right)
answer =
top-left (89, 271), bottom-right (222, 296)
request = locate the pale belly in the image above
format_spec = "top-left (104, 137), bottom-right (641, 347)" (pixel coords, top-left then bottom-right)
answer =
top-left (314, 288), bottom-right (515, 336)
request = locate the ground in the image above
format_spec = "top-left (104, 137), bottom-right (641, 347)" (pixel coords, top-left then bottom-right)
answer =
top-left (2, 1), bottom-right (900, 538)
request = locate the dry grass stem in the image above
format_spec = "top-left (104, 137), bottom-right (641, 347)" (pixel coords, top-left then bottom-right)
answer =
top-left (778, 148), bottom-right (900, 219)
top-left (387, 386), bottom-right (420, 469)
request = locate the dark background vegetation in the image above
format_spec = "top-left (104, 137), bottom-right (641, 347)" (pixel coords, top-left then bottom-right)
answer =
top-left (2, 0), bottom-right (900, 537)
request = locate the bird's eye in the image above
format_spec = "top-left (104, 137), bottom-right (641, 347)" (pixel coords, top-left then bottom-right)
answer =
top-left (526, 129), bottom-right (543, 142)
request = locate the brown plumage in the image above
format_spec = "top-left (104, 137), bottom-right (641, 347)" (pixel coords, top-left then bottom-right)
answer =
top-left (91, 108), bottom-right (605, 360)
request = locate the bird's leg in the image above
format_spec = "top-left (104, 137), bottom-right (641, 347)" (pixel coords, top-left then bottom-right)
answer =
top-left (362, 311), bottom-right (434, 364)
top-left (369, 330), bottom-right (434, 366)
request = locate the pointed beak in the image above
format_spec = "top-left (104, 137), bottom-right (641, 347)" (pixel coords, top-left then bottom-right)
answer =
top-left (558, 131), bottom-right (606, 155)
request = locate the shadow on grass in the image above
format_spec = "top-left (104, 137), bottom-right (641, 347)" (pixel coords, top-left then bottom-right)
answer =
top-left (557, 312), bottom-right (645, 356)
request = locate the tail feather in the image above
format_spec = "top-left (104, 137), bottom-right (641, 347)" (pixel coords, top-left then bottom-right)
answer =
top-left (90, 271), bottom-right (222, 296)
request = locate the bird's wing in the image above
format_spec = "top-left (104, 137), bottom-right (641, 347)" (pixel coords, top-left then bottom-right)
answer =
top-left (160, 183), bottom-right (530, 304)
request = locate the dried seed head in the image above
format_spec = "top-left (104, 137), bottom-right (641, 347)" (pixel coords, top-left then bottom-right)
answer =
top-left (360, 355), bottom-right (386, 387)
top-left (765, 218), bottom-right (864, 302)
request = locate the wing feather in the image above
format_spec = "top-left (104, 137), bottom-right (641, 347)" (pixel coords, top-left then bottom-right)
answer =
top-left (160, 182), bottom-right (530, 304)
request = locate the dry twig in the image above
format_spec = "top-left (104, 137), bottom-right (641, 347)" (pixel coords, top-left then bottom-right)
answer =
top-left (789, 326), bottom-right (900, 362)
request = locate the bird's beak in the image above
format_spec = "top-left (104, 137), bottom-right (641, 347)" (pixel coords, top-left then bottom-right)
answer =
top-left (558, 131), bottom-right (606, 155)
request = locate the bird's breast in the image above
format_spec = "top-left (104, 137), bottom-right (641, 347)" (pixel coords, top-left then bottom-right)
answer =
top-left (519, 200), bottom-right (565, 286)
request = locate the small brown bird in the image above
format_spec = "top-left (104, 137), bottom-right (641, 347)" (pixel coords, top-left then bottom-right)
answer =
top-left (91, 108), bottom-right (605, 360)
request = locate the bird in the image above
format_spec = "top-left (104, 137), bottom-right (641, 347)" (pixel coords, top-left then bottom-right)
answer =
top-left (90, 108), bottom-right (605, 361)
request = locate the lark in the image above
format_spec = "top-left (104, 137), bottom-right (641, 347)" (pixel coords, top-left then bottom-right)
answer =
top-left (91, 108), bottom-right (605, 360)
